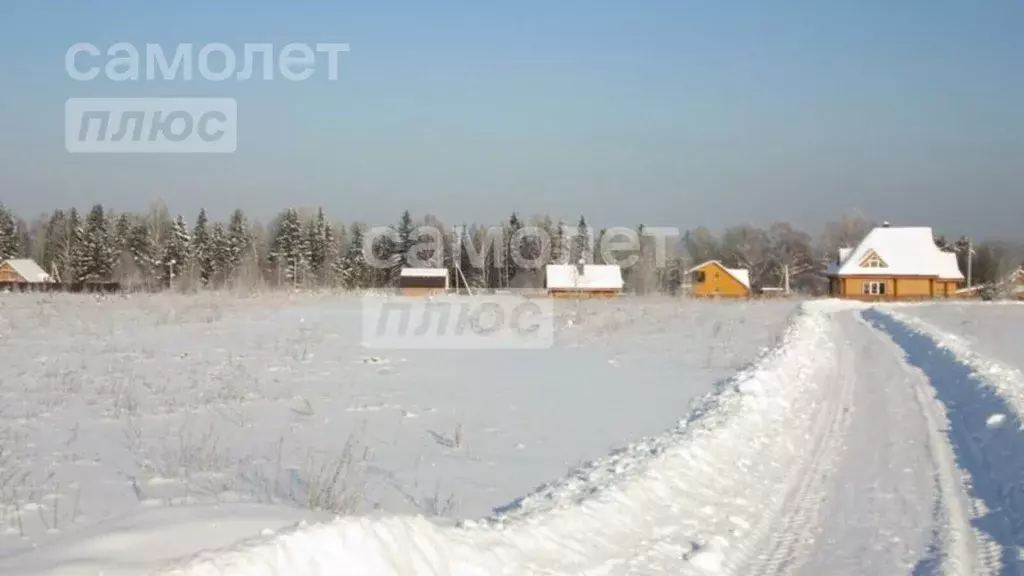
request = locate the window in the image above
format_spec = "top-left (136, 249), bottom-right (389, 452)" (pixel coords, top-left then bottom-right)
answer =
top-left (859, 251), bottom-right (888, 268)
top-left (694, 271), bottom-right (706, 283)
top-left (863, 256), bottom-right (885, 268)
top-left (862, 281), bottom-right (886, 295)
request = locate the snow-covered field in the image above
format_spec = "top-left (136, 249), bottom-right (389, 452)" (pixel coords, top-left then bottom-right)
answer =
top-left (887, 301), bottom-right (1024, 372)
top-left (0, 293), bottom-right (798, 564)
top-left (6, 296), bottom-right (1024, 575)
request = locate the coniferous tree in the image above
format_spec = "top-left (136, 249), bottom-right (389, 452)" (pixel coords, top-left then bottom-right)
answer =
top-left (113, 213), bottom-right (132, 254)
top-left (306, 208), bottom-right (332, 284)
top-left (190, 209), bottom-right (212, 285)
top-left (226, 209), bottom-right (250, 279)
top-left (207, 222), bottom-right (230, 287)
top-left (325, 223), bottom-right (344, 287)
top-left (340, 223), bottom-right (369, 289)
top-left (269, 208), bottom-right (305, 285)
top-left (41, 209), bottom-right (67, 276)
top-left (505, 212), bottom-right (523, 285)
top-left (0, 203), bottom-right (19, 261)
top-left (390, 210), bottom-right (415, 282)
top-left (127, 220), bottom-right (157, 287)
top-left (571, 215), bottom-right (591, 265)
top-left (159, 215), bottom-right (190, 285)
top-left (61, 208), bottom-right (85, 283)
top-left (78, 204), bottom-right (114, 282)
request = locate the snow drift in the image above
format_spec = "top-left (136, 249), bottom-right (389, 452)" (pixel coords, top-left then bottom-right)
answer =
top-left (146, 301), bottom-right (845, 576)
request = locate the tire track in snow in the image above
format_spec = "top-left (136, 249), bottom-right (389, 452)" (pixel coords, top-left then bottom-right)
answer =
top-left (740, 317), bottom-right (857, 576)
top-left (864, 309), bottom-right (1016, 576)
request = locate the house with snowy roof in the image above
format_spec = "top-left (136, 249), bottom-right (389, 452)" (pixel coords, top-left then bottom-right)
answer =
top-left (398, 267), bottom-right (449, 296)
top-left (544, 263), bottom-right (623, 298)
top-left (825, 223), bottom-right (963, 299)
top-left (686, 260), bottom-right (751, 298)
top-left (0, 259), bottom-right (54, 283)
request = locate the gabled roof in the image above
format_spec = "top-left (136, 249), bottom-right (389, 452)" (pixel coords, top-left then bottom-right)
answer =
top-left (686, 260), bottom-right (751, 290)
top-left (545, 264), bottom-right (623, 290)
top-left (827, 226), bottom-right (964, 280)
top-left (1, 259), bottom-right (52, 283)
top-left (399, 268), bottom-right (448, 278)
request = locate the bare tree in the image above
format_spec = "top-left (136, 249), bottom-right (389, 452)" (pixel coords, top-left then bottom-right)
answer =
top-left (766, 222), bottom-right (818, 292)
top-left (721, 224), bottom-right (773, 289)
top-left (682, 227), bottom-right (719, 266)
top-left (820, 212), bottom-right (875, 257)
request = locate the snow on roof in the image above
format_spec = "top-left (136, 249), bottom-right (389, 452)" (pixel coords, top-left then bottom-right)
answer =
top-left (686, 260), bottom-right (751, 290)
top-left (399, 268), bottom-right (448, 278)
top-left (545, 264), bottom-right (623, 290)
top-left (829, 226), bottom-right (965, 280)
top-left (1, 259), bottom-right (52, 282)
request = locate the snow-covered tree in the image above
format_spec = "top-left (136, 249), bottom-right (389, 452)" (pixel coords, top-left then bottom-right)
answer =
top-left (126, 220), bottom-right (157, 287)
top-left (207, 222), bottom-right (230, 287)
top-left (0, 203), bottom-right (19, 261)
top-left (78, 204), bottom-right (115, 282)
top-left (269, 208), bottom-right (307, 285)
top-left (570, 215), bottom-right (591, 265)
top-left (306, 208), bottom-right (332, 284)
top-left (340, 222), bottom-right (370, 289)
top-left (226, 209), bottom-right (250, 278)
top-left (766, 222), bottom-right (817, 292)
top-left (159, 215), bottom-right (191, 285)
top-left (191, 209), bottom-right (212, 285)
top-left (389, 210), bottom-right (415, 282)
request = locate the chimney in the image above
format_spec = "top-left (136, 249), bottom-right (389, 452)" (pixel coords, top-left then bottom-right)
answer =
top-left (882, 221), bottom-right (890, 227)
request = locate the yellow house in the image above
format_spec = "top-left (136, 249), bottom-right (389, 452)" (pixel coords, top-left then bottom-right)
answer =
top-left (686, 260), bottom-right (751, 298)
top-left (826, 224), bottom-right (963, 300)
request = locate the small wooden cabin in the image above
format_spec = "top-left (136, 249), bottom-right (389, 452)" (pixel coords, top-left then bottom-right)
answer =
top-left (544, 263), bottom-right (623, 298)
top-left (0, 259), bottom-right (53, 283)
top-left (398, 268), bottom-right (449, 296)
top-left (686, 260), bottom-right (751, 298)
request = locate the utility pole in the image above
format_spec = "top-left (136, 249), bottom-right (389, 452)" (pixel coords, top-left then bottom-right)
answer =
top-left (967, 237), bottom-right (973, 288)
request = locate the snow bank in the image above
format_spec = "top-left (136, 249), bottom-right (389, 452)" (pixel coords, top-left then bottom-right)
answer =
top-left (879, 307), bottom-right (1024, 419)
top-left (146, 301), bottom-right (845, 576)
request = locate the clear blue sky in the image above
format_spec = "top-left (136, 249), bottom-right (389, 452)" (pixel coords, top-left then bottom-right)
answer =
top-left (0, 1), bottom-right (1021, 239)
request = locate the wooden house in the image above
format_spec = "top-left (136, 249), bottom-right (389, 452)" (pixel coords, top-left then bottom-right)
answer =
top-left (825, 224), bottom-right (963, 300)
top-left (544, 263), bottom-right (623, 298)
top-left (0, 259), bottom-right (53, 283)
top-left (398, 268), bottom-right (449, 296)
top-left (686, 260), bottom-right (751, 298)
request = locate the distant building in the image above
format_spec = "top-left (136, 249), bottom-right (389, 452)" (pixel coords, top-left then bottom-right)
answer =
top-left (0, 259), bottom-right (54, 283)
top-left (825, 224), bottom-right (963, 299)
top-left (686, 260), bottom-right (751, 298)
top-left (544, 263), bottom-right (623, 298)
top-left (398, 268), bottom-right (449, 296)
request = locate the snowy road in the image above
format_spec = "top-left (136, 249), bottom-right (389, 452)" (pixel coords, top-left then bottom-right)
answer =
top-left (749, 311), bottom-right (967, 576)
top-left (742, 308), bottom-right (1021, 576)
top-left (6, 302), bottom-right (1024, 575)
